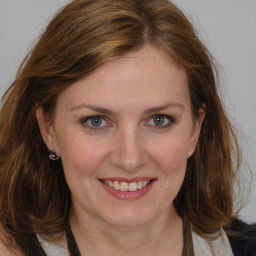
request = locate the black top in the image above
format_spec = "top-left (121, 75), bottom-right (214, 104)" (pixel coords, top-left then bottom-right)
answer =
top-left (224, 218), bottom-right (256, 256)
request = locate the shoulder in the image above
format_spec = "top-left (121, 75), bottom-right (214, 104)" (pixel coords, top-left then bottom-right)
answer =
top-left (0, 242), bottom-right (22, 256)
top-left (37, 234), bottom-right (69, 256)
top-left (192, 228), bottom-right (234, 256)
top-left (224, 218), bottom-right (256, 256)
top-left (0, 227), bottom-right (24, 256)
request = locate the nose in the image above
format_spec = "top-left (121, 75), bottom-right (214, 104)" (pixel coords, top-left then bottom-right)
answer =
top-left (110, 126), bottom-right (148, 172)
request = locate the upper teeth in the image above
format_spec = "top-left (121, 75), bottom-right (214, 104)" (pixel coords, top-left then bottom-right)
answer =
top-left (103, 180), bottom-right (150, 191)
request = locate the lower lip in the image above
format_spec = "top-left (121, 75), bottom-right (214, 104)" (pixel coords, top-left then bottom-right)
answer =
top-left (99, 180), bottom-right (156, 200)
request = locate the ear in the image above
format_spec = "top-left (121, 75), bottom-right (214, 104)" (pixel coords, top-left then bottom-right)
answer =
top-left (36, 108), bottom-right (60, 155)
top-left (188, 105), bottom-right (206, 157)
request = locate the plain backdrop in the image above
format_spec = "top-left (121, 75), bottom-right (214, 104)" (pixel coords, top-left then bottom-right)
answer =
top-left (0, 0), bottom-right (255, 223)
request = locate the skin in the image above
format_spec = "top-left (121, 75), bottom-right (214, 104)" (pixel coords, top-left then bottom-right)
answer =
top-left (37, 45), bottom-right (205, 255)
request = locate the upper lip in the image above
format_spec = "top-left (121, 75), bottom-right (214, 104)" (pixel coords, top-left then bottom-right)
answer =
top-left (99, 177), bottom-right (156, 182)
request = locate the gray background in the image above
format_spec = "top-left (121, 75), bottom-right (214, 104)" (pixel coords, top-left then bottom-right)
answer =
top-left (0, 0), bottom-right (255, 223)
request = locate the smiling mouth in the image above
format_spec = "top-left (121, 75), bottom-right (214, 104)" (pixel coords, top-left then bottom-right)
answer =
top-left (100, 179), bottom-right (153, 192)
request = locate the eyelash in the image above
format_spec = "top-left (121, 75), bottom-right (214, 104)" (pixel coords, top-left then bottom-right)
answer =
top-left (80, 114), bottom-right (175, 130)
top-left (80, 115), bottom-right (109, 130)
top-left (146, 114), bottom-right (175, 128)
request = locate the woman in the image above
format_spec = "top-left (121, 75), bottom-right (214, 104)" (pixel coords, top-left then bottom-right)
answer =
top-left (0, 0), bottom-right (242, 255)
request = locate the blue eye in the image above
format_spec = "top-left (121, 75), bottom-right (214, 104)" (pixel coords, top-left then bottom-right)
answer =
top-left (148, 114), bottom-right (174, 127)
top-left (82, 116), bottom-right (108, 128)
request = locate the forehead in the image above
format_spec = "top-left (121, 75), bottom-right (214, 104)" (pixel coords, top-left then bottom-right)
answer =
top-left (56, 46), bottom-right (189, 111)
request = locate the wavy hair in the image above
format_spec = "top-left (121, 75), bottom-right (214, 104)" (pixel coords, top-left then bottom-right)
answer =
top-left (0, 0), bottom-right (241, 250)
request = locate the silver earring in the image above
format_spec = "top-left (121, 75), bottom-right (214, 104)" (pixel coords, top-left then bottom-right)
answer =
top-left (48, 150), bottom-right (60, 160)
top-left (190, 148), bottom-right (194, 155)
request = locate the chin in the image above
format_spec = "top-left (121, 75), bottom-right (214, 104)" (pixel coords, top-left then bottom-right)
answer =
top-left (102, 207), bottom-right (154, 228)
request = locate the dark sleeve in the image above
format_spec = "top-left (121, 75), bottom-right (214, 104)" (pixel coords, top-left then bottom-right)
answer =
top-left (224, 218), bottom-right (256, 256)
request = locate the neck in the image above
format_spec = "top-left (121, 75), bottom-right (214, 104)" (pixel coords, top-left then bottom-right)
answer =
top-left (69, 205), bottom-right (183, 256)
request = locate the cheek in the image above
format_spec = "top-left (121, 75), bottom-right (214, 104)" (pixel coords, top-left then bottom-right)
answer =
top-left (58, 134), bottom-right (109, 177)
top-left (150, 135), bottom-right (190, 174)
top-left (148, 135), bottom-right (189, 211)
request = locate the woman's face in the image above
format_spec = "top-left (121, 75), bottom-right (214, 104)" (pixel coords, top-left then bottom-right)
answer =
top-left (38, 46), bottom-right (204, 228)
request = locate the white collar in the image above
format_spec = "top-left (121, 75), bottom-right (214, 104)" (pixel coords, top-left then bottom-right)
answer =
top-left (192, 228), bottom-right (234, 256)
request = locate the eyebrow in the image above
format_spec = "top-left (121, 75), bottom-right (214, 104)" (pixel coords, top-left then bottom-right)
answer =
top-left (144, 103), bottom-right (184, 114)
top-left (70, 102), bottom-right (184, 115)
top-left (70, 104), bottom-right (114, 115)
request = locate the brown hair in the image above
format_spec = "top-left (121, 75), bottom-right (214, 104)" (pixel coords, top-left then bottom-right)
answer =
top-left (0, 0), bottom-right (241, 251)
